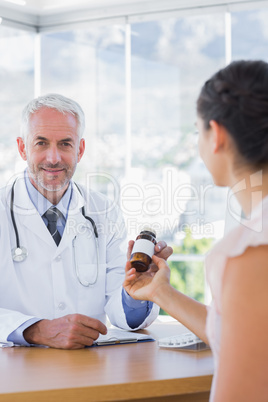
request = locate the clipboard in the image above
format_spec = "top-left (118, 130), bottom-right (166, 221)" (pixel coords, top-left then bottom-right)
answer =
top-left (93, 328), bottom-right (154, 346)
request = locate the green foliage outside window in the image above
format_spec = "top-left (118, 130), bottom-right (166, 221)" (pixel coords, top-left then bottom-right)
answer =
top-left (160, 230), bottom-right (214, 315)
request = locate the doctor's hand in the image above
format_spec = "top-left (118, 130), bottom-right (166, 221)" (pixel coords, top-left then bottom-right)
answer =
top-left (23, 314), bottom-right (107, 349)
top-left (126, 239), bottom-right (173, 270)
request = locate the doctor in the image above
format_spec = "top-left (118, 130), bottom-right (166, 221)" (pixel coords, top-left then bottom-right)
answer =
top-left (0, 94), bottom-right (172, 349)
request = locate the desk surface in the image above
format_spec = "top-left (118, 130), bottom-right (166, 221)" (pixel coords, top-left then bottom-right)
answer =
top-left (0, 320), bottom-right (214, 402)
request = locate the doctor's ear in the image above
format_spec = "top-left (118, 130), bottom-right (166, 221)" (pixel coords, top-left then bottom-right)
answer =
top-left (77, 138), bottom-right (85, 163)
top-left (17, 137), bottom-right (27, 161)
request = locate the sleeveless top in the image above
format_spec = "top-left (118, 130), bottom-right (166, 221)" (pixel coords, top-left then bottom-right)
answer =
top-left (205, 196), bottom-right (268, 400)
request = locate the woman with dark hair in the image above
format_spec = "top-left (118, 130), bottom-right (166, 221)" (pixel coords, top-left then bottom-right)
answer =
top-left (124, 60), bottom-right (268, 401)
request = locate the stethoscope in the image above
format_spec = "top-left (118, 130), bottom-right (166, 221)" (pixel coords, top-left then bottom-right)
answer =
top-left (10, 179), bottom-right (99, 287)
top-left (73, 183), bottom-right (99, 286)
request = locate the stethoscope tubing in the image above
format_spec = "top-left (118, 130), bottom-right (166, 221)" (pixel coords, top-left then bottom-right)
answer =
top-left (10, 179), bottom-right (99, 286)
top-left (10, 180), bottom-right (21, 250)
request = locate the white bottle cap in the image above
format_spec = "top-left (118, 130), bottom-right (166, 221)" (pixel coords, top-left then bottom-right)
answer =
top-left (141, 226), bottom-right (156, 236)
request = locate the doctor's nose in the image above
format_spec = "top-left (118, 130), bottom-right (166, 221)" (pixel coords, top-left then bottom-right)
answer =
top-left (45, 146), bottom-right (61, 164)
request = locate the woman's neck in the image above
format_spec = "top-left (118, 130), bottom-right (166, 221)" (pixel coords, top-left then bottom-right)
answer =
top-left (230, 168), bottom-right (268, 217)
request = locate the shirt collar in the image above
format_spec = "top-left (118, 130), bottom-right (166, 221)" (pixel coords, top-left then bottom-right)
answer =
top-left (24, 170), bottom-right (72, 219)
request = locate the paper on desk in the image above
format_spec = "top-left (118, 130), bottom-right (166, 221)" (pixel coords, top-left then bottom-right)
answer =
top-left (0, 341), bottom-right (15, 348)
top-left (0, 330), bottom-right (154, 348)
top-left (94, 328), bottom-right (154, 346)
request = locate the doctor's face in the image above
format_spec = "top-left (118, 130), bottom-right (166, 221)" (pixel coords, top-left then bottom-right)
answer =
top-left (17, 107), bottom-right (85, 200)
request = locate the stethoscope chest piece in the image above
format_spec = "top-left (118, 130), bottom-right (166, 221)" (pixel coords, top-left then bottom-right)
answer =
top-left (12, 246), bottom-right (28, 262)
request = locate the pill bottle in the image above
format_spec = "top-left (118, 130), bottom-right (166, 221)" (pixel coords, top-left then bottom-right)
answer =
top-left (130, 228), bottom-right (157, 272)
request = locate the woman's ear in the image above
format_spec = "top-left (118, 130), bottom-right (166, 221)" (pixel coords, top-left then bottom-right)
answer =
top-left (17, 137), bottom-right (27, 161)
top-left (209, 120), bottom-right (229, 154)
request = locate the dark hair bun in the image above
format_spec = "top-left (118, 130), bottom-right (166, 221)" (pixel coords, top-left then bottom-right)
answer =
top-left (197, 60), bottom-right (268, 167)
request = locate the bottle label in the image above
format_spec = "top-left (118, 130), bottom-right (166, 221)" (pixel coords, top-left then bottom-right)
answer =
top-left (132, 239), bottom-right (155, 257)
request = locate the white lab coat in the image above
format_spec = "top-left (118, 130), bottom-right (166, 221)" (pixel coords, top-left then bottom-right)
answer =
top-left (0, 174), bottom-right (159, 343)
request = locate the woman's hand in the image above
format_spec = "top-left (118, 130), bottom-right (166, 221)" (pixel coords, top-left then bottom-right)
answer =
top-left (123, 254), bottom-right (171, 303)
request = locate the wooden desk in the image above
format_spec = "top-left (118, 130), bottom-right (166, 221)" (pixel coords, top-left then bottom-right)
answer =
top-left (0, 320), bottom-right (214, 402)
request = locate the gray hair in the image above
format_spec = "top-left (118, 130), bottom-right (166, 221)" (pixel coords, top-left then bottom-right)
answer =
top-left (20, 93), bottom-right (85, 140)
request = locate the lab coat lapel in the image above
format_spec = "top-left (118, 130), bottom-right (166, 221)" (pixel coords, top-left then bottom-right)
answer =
top-left (55, 183), bottom-right (86, 254)
top-left (11, 176), bottom-right (87, 251)
top-left (11, 175), bottom-right (54, 247)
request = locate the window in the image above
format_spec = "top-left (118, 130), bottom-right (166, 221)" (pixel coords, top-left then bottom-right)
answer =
top-left (232, 7), bottom-right (268, 61)
top-left (0, 26), bottom-right (34, 184)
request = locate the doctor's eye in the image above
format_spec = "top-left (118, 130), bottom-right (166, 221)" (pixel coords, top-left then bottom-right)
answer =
top-left (60, 141), bottom-right (74, 148)
top-left (36, 141), bottom-right (47, 146)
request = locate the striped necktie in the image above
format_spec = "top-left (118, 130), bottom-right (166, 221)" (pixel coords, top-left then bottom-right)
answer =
top-left (43, 207), bottom-right (61, 246)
